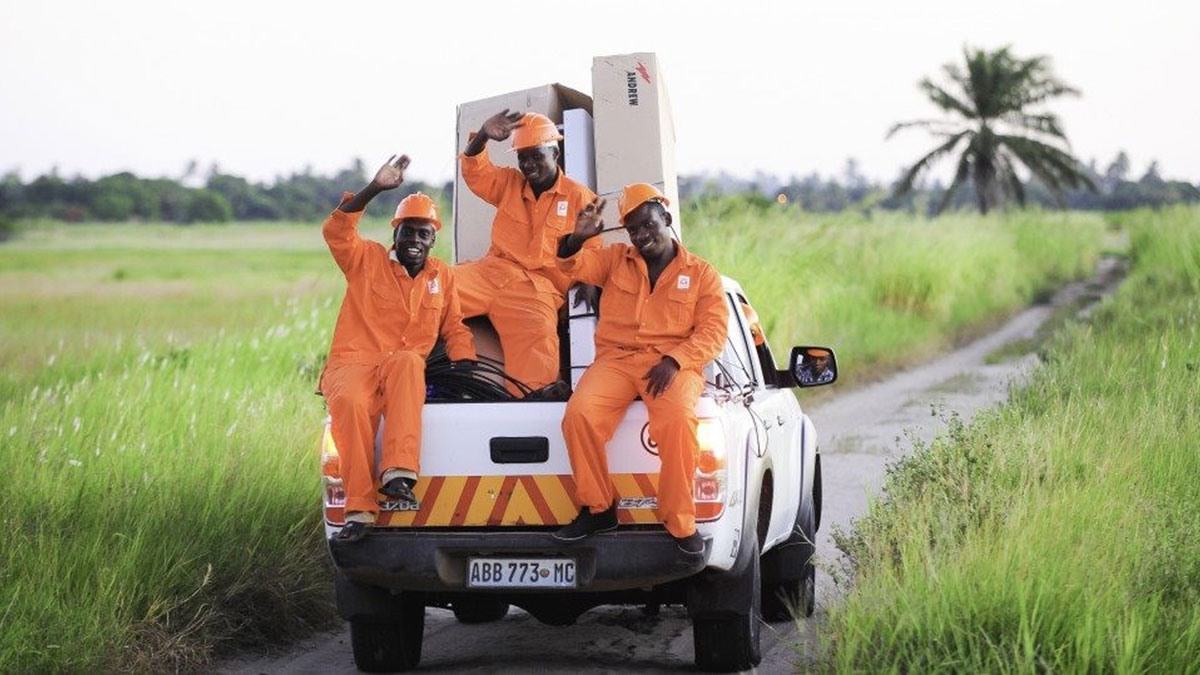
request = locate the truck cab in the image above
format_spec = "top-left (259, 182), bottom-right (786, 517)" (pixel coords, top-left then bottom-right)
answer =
top-left (318, 277), bottom-right (836, 672)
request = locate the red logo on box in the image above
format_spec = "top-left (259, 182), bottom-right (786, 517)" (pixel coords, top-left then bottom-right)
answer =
top-left (635, 62), bottom-right (651, 84)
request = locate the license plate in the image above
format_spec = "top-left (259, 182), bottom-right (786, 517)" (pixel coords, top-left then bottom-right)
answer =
top-left (467, 557), bottom-right (577, 588)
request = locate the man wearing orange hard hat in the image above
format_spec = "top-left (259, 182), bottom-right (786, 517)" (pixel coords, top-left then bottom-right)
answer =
top-left (321, 154), bottom-right (475, 543)
top-left (552, 183), bottom-right (729, 556)
top-left (798, 348), bottom-right (834, 385)
top-left (456, 109), bottom-right (601, 395)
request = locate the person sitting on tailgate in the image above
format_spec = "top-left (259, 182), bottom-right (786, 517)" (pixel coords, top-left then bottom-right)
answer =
top-left (321, 154), bottom-right (476, 543)
top-left (551, 184), bottom-right (729, 556)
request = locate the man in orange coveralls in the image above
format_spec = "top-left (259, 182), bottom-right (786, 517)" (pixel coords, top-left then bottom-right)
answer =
top-left (457, 109), bottom-right (601, 394)
top-left (552, 184), bottom-right (729, 556)
top-left (321, 154), bottom-right (476, 543)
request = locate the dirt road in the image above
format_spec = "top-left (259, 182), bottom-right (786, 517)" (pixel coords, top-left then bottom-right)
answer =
top-left (224, 259), bottom-right (1122, 674)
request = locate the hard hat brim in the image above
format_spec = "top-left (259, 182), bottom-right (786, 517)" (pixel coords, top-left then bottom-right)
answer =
top-left (391, 217), bottom-right (442, 231)
top-left (618, 196), bottom-right (671, 224)
top-left (510, 136), bottom-right (564, 152)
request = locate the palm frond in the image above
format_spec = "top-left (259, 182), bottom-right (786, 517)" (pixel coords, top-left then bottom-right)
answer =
top-left (934, 151), bottom-right (973, 215)
top-left (1013, 78), bottom-right (1081, 109)
top-left (990, 52), bottom-right (1044, 115)
top-left (999, 135), bottom-right (1096, 192)
top-left (996, 151), bottom-right (1026, 206)
top-left (919, 79), bottom-right (978, 119)
top-left (885, 119), bottom-right (960, 139)
top-left (892, 131), bottom-right (972, 197)
top-left (1001, 113), bottom-right (1068, 142)
top-left (1001, 137), bottom-right (1079, 206)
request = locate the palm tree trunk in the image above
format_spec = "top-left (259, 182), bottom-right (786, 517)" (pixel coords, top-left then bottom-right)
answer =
top-left (973, 165), bottom-right (991, 214)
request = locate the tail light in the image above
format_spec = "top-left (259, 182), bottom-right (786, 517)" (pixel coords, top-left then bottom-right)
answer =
top-left (694, 418), bottom-right (726, 521)
top-left (320, 420), bottom-right (345, 524)
top-left (320, 423), bottom-right (340, 478)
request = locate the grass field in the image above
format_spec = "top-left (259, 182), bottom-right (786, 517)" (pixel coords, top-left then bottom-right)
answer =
top-left (686, 198), bottom-right (1107, 383)
top-left (0, 201), bottom-right (1104, 671)
top-left (828, 205), bottom-right (1200, 672)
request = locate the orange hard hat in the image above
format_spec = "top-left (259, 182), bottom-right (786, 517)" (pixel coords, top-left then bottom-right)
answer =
top-left (740, 302), bottom-right (765, 347)
top-left (618, 183), bottom-right (671, 224)
top-left (511, 112), bottom-right (563, 151)
top-left (391, 192), bottom-right (442, 230)
top-left (807, 348), bottom-right (830, 358)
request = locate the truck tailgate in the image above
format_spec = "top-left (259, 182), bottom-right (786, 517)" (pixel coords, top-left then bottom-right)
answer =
top-left (370, 401), bottom-right (668, 528)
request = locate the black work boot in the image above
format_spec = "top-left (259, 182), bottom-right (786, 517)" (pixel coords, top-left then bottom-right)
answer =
top-left (330, 521), bottom-right (369, 544)
top-left (379, 476), bottom-right (418, 507)
top-left (673, 531), bottom-right (705, 556)
top-left (552, 503), bottom-right (618, 541)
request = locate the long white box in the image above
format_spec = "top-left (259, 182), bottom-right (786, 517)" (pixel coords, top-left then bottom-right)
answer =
top-left (591, 53), bottom-right (681, 242)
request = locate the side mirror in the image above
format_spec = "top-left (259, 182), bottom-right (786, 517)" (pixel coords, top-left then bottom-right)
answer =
top-left (786, 346), bottom-right (838, 388)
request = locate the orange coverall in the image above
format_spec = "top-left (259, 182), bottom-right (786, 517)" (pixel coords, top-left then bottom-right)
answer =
top-left (320, 200), bottom-right (475, 516)
top-left (457, 148), bottom-right (599, 393)
top-left (557, 241), bottom-right (729, 537)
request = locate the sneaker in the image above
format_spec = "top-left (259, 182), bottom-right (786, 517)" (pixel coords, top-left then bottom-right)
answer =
top-left (552, 503), bottom-right (618, 541)
top-left (673, 531), bottom-right (705, 556)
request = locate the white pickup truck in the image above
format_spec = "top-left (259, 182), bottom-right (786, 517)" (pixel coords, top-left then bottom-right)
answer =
top-left (318, 278), bottom-right (836, 672)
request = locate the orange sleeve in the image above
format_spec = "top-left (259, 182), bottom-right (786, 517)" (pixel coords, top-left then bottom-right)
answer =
top-left (459, 148), bottom-right (512, 206)
top-left (439, 266), bottom-right (477, 362)
top-left (581, 234), bottom-right (604, 253)
top-left (322, 192), bottom-right (367, 276)
top-left (666, 264), bottom-right (729, 371)
top-left (557, 243), bottom-right (615, 287)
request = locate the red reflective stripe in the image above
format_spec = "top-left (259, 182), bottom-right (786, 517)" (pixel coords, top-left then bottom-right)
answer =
top-left (520, 475), bottom-right (557, 525)
top-left (412, 476), bottom-right (444, 527)
top-left (450, 475), bottom-right (481, 526)
top-left (557, 473), bottom-right (581, 509)
top-left (487, 476), bottom-right (519, 525)
top-left (632, 473), bottom-right (657, 497)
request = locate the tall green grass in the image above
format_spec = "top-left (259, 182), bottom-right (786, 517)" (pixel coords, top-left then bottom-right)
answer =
top-left (686, 198), bottom-right (1105, 382)
top-left (828, 205), bottom-right (1200, 672)
top-left (0, 203), bottom-right (1103, 671)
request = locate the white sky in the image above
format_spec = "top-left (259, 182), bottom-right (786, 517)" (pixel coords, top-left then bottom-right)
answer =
top-left (2, 0), bottom-right (1198, 185)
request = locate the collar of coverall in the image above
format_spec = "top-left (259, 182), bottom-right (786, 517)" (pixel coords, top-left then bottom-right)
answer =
top-left (388, 249), bottom-right (439, 278)
top-left (624, 237), bottom-right (696, 269)
top-left (519, 165), bottom-right (568, 202)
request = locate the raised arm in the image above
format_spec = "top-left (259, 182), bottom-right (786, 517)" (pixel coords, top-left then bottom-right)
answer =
top-left (460, 109), bottom-right (524, 205)
top-left (324, 154), bottom-right (409, 275)
top-left (555, 198), bottom-right (612, 287)
top-left (463, 109), bottom-right (523, 157)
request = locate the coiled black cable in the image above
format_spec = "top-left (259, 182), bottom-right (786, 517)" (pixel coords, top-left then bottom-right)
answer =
top-left (424, 346), bottom-right (535, 401)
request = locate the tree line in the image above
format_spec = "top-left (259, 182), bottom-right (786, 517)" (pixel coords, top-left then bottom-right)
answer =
top-left (0, 159), bottom-right (448, 225)
top-left (681, 151), bottom-right (1200, 214)
top-left (1, 152), bottom-right (1196, 226)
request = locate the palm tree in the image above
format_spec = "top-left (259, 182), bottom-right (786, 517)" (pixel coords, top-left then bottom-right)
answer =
top-left (890, 46), bottom-right (1095, 214)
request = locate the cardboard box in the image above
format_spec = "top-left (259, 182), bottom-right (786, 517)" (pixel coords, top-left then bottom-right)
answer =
top-left (452, 84), bottom-right (592, 263)
top-left (591, 53), bottom-right (681, 242)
